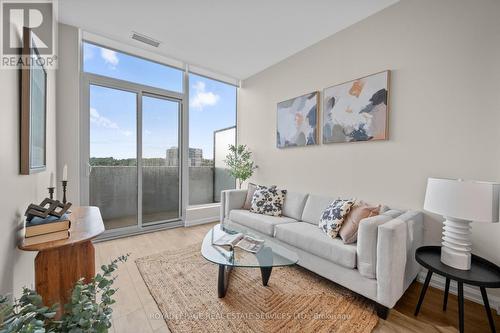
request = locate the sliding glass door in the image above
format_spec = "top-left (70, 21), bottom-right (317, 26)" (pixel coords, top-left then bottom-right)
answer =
top-left (83, 79), bottom-right (183, 235)
top-left (141, 95), bottom-right (181, 225)
top-left (88, 85), bottom-right (138, 230)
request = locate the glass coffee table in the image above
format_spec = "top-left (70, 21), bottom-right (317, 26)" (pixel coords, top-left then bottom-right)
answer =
top-left (201, 223), bottom-right (299, 298)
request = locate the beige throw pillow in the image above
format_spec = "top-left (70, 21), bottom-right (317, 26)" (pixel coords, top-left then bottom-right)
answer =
top-left (339, 201), bottom-right (380, 244)
top-left (243, 183), bottom-right (257, 210)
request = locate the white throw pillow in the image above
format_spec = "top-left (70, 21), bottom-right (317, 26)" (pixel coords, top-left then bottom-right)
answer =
top-left (319, 199), bottom-right (356, 238)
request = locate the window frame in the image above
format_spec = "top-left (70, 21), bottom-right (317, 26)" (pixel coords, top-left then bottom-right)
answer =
top-left (82, 40), bottom-right (185, 93)
top-left (79, 34), bottom-right (238, 239)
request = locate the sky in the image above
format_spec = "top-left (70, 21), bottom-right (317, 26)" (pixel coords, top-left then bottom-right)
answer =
top-left (84, 42), bottom-right (236, 160)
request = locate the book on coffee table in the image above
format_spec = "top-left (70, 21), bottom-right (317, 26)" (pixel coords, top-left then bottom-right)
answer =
top-left (213, 233), bottom-right (264, 253)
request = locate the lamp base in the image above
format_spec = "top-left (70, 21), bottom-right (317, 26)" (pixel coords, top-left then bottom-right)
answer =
top-left (440, 217), bottom-right (472, 270)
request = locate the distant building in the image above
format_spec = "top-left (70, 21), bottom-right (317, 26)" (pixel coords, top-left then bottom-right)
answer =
top-left (166, 147), bottom-right (204, 166)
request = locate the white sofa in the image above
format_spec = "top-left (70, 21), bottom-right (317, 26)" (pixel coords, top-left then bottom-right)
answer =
top-left (220, 189), bottom-right (424, 318)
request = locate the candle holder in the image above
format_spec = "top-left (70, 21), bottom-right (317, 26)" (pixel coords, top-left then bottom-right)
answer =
top-left (47, 187), bottom-right (55, 200)
top-left (62, 180), bottom-right (68, 204)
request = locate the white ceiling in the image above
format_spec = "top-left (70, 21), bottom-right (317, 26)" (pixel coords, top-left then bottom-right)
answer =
top-left (59, 0), bottom-right (398, 80)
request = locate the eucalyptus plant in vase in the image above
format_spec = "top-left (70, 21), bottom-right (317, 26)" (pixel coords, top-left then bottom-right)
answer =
top-left (224, 144), bottom-right (257, 189)
top-left (0, 254), bottom-right (128, 333)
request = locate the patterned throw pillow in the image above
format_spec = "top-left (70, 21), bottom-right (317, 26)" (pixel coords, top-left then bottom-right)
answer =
top-left (319, 199), bottom-right (356, 238)
top-left (250, 185), bottom-right (287, 216)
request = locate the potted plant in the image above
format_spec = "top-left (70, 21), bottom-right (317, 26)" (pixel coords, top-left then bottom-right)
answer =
top-left (0, 255), bottom-right (128, 333)
top-left (224, 144), bottom-right (257, 189)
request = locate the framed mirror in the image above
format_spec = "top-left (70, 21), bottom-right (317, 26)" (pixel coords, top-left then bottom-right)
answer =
top-left (20, 27), bottom-right (47, 175)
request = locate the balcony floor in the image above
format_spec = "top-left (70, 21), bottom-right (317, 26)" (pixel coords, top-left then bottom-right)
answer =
top-left (103, 211), bottom-right (180, 230)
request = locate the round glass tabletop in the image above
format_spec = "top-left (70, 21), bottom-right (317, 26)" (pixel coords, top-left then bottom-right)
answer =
top-left (201, 224), bottom-right (299, 268)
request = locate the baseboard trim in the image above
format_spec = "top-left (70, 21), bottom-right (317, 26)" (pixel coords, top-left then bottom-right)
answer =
top-left (417, 270), bottom-right (500, 315)
top-left (185, 216), bottom-right (218, 227)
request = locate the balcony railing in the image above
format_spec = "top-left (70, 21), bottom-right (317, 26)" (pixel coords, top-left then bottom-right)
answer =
top-left (89, 165), bottom-right (234, 229)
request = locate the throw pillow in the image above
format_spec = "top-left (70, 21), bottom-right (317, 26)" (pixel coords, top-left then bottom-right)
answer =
top-left (250, 185), bottom-right (287, 216)
top-left (243, 183), bottom-right (258, 210)
top-left (319, 199), bottom-right (356, 238)
top-left (339, 201), bottom-right (380, 244)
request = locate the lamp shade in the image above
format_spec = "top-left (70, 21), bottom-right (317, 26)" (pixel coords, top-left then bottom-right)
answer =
top-left (424, 178), bottom-right (500, 223)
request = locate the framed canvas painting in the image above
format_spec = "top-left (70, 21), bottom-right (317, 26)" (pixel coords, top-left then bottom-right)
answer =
top-left (323, 70), bottom-right (390, 144)
top-left (277, 92), bottom-right (319, 148)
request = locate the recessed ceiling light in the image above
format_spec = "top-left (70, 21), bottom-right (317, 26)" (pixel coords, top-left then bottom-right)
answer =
top-left (131, 31), bottom-right (160, 48)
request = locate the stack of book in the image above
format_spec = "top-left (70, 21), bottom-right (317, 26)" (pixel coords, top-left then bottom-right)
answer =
top-left (24, 214), bottom-right (71, 246)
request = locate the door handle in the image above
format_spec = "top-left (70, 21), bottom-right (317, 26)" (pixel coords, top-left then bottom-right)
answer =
top-left (87, 162), bottom-right (92, 177)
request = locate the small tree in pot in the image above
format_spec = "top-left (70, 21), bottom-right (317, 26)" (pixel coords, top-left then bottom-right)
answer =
top-left (224, 144), bottom-right (257, 189)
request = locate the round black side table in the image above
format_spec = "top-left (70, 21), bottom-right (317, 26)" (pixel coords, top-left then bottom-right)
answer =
top-left (414, 246), bottom-right (500, 333)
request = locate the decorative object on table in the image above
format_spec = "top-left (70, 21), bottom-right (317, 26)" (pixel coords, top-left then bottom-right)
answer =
top-left (277, 91), bottom-right (319, 148)
top-left (250, 185), bottom-right (287, 216)
top-left (62, 181), bottom-right (68, 204)
top-left (47, 187), bottom-right (55, 200)
top-left (48, 172), bottom-right (55, 199)
top-left (0, 254), bottom-right (129, 331)
top-left (23, 230), bottom-right (70, 246)
top-left (25, 214), bottom-right (71, 238)
top-left (212, 232), bottom-right (264, 253)
top-left (323, 70), bottom-right (389, 143)
top-left (20, 27), bottom-right (47, 175)
top-left (414, 246), bottom-right (500, 333)
top-left (319, 199), bottom-right (356, 238)
top-left (424, 178), bottom-right (499, 270)
top-left (25, 198), bottom-right (72, 221)
top-left (224, 144), bottom-right (257, 189)
top-left (62, 164), bottom-right (68, 204)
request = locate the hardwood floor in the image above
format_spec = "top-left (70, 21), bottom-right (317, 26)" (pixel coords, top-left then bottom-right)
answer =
top-left (94, 223), bottom-right (499, 333)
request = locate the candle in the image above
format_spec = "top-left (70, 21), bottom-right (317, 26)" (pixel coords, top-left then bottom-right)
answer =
top-left (62, 164), bottom-right (68, 181)
top-left (49, 172), bottom-right (54, 188)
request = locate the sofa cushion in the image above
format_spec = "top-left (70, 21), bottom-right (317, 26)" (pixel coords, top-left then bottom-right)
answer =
top-left (301, 194), bottom-right (336, 225)
top-left (282, 191), bottom-right (309, 221)
top-left (275, 222), bottom-right (357, 269)
top-left (229, 209), bottom-right (296, 236)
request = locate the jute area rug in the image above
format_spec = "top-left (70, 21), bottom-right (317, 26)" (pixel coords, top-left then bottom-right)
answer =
top-left (135, 244), bottom-right (378, 333)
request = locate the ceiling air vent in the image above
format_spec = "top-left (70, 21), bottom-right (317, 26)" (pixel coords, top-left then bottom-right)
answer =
top-left (131, 32), bottom-right (160, 48)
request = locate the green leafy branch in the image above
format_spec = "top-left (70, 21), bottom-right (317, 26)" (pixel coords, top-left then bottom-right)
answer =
top-left (0, 254), bottom-right (129, 333)
top-left (224, 144), bottom-right (257, 189)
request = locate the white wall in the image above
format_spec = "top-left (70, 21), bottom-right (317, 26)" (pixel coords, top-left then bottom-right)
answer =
top-left (239, 0), bottom-right (500, 294)
top-left (0, 61), bottom-right (57, 298)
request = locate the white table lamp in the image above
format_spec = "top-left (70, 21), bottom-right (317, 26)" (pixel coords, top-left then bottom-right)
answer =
top-left (424, 178), bottom-right (499, 270)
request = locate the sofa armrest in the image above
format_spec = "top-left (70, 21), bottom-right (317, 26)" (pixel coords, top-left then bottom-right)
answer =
top-left (357, 214), bottom-right (395, 279)
top-left (376, 211), bottom-right (423, 308)
top-left (220, 189), bottom-right (248, 224)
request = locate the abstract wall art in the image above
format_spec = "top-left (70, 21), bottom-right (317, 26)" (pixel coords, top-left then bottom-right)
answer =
top-left (277, 92), bottom-right (319, 148)
top-left (323, 70), bottom-right (390, 144)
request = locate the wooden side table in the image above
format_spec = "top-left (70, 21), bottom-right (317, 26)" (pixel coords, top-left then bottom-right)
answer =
top-left (19, 206), bottom-right (105, 313)
top-left (414, 246), bottom-right (500, 333)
